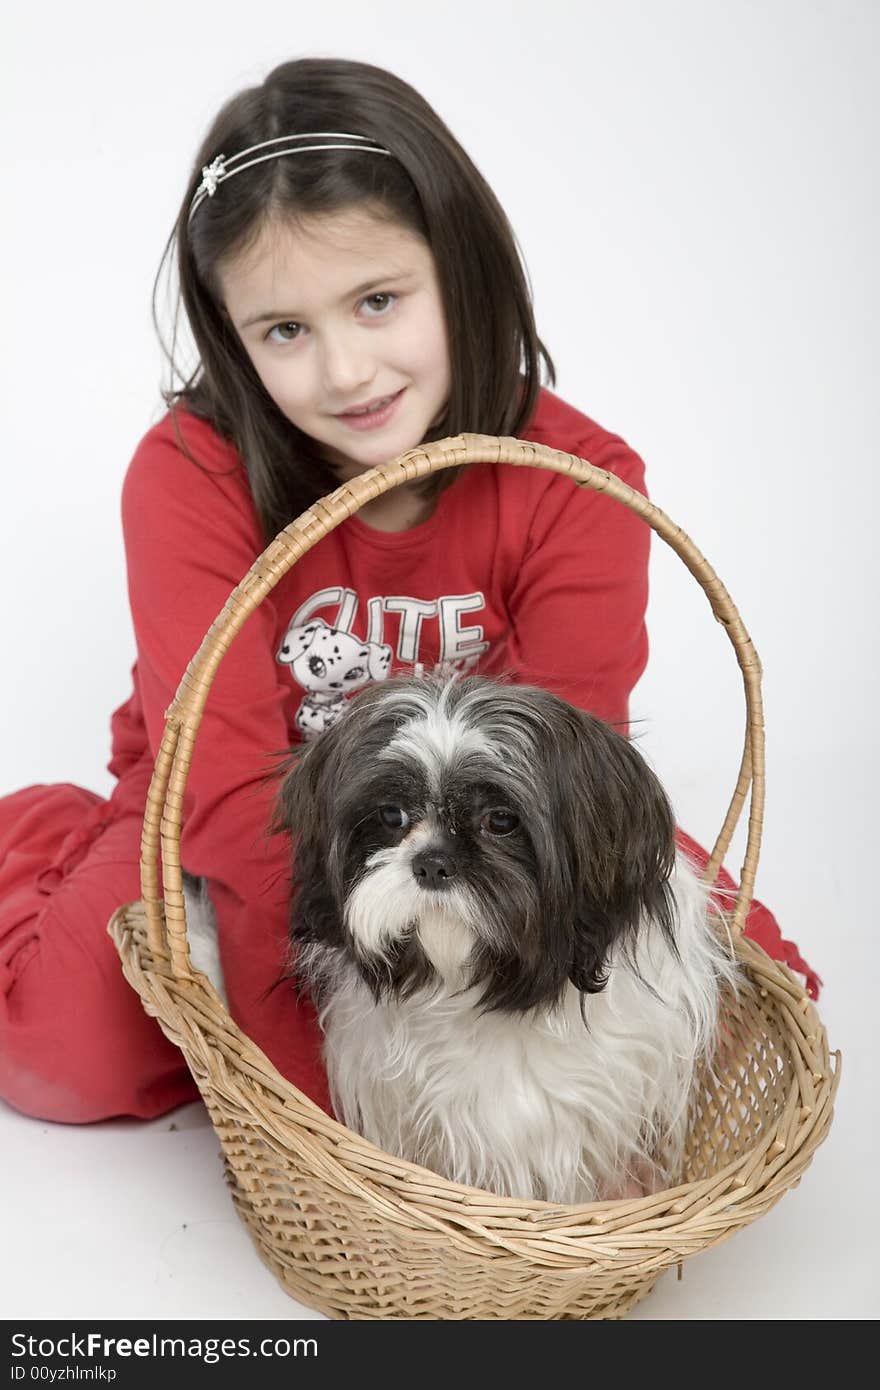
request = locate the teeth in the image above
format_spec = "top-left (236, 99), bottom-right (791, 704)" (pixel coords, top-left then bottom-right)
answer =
top-left (346, 395), bottom-right (393, 416)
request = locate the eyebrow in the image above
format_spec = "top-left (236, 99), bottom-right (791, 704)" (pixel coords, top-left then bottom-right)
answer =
top-left (239, 271), bottom-right (417, 329)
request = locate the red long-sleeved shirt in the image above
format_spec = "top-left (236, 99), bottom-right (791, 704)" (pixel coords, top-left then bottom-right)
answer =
top-left (109, 387), bottom-right (649, 1107)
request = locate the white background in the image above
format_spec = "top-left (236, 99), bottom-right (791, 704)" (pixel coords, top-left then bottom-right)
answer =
top-left (2, 0), bottom-right (877, 1320)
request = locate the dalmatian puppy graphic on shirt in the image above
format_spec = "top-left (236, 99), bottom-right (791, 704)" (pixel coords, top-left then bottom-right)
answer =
top-left (276, 617), bottom-right (393, 737)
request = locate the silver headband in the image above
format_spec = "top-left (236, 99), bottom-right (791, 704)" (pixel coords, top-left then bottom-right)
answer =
top-left (187, 131), bottom-right (392, 222)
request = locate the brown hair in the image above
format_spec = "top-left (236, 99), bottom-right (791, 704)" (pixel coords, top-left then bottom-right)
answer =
top-left (155, 57), bottom-right (555, 543)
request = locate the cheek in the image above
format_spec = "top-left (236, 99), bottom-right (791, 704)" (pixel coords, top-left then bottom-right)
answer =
top-left (343, 847), bottom-right (423, 955)
top-left (250, 350), bottom-right (314, 419)
top-left (395, 304), bottom-right (450, 389)
top-left (426, 331), bottom-right (452, 396)
top-left (475, 835), bottom-right (543, 898)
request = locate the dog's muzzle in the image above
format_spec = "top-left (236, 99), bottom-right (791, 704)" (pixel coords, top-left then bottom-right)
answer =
top-left (411, 849), bottom-right (459, 891)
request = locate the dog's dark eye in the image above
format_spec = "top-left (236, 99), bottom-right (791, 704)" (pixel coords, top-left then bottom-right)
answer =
top-left (378, 805), bottom-right (410, 831)
top-left (480, 807), bottom-right (519, 837)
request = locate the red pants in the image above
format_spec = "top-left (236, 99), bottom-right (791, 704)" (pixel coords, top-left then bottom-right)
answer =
top-left (0, 781), bottom-right (821, 1126)
top-left (0, 782), bottom-right (201, 1123)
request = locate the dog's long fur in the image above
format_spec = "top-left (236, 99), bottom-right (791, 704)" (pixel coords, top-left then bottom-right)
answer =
top-left (187, 674), bottom-right (736, 1204)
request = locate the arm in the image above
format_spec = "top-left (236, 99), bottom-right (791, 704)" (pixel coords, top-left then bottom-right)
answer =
top-left (505, 417), bottom-right (822, 997)
top-left (505, 429), bottom-right (650, 732)
top-left (121, 420), bottom-right (329, 1108)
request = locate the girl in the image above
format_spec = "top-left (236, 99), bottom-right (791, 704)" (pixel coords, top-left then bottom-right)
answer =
top-left (0, 57), bottom-right (820, 1125)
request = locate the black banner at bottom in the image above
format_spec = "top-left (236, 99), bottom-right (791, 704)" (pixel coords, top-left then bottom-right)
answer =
top-left (2, 1318), bottom-right (627, 1385)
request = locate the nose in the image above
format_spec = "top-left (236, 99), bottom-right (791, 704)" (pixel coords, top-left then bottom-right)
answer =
top-left (320, 329), bottom-right (375, 398)
top-left (411, 849), bottom-right (459, 891)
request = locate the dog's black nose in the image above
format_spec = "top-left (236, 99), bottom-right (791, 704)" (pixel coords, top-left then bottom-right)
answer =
top-left (411, 850), bottom-right (458, 890)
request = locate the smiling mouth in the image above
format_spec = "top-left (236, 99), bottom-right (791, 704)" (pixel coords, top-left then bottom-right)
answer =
top-left (336, 390), bottom-right (402, 418)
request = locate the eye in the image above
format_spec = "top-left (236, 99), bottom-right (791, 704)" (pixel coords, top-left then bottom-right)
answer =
top-left (480, 807), bottom-right (520, 837)
top-left (378, 805), bottom-right (410, 831)
top-left (266, 320), bottom-right (304, 344)
top-left (361, 291), bottom-right (397, 317)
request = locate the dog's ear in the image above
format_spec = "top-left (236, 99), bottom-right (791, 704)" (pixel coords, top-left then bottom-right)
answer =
top-left (545, 705), bottom-right (677, 994)
top-left (268, 680), bottom-right (398, 847)
top-left (267, 727), bottom-right (338, 848)
top-left (268, 722), bottom-right (351, 936)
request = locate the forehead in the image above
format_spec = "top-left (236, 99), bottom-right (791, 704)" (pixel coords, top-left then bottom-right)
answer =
top-left (367, 755), bottom-right (510, 817)
top-left (374, 710), bottom-right (529, 814)
top-left (217, 207), bottom-right (432, 317)
top-left (381, 711), bottom-right (492, 782)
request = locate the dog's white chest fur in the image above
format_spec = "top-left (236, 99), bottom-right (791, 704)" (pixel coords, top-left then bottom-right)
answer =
top-left (306, 859), bottom-right (732, 1204)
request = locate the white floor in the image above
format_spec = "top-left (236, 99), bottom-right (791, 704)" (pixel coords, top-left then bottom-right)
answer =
top-left (1, 974), bottom-right (873, 1321)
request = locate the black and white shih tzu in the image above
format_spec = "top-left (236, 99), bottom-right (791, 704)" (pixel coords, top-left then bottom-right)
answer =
top-left (186, 674), bottom-right (737, 1205)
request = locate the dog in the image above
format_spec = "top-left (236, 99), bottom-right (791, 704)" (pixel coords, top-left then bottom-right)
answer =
top-left (186, 674), bottom-right (736, 1204)
top-left (276, 615), bottom-right (393, 736)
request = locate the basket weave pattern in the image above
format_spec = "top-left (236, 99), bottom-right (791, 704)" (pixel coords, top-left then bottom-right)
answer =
top-left (109, 434), bottom-right (838, 1319)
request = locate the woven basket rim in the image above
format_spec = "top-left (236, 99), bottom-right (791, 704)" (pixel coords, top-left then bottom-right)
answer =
top-left (110, 903), bottom-right (839, 1239)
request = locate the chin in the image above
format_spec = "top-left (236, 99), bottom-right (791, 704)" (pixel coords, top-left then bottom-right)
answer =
top-left (265, 673), bottom-right (739, 1205)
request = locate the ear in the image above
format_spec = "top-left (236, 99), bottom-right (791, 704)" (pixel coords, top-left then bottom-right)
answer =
top-left (267, 730), bottom-right (337, 847)
top-left (269, 679), bottom-right (397, 845)
top-left (266, 725), bottom-right (351, 943)
top-left (545, 705), bottom-right (677, 994)
top-left (367, 643), bottom-right (393, 681)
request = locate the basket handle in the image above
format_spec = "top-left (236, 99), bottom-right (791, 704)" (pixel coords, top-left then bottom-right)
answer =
top-left (140, 433), bottom-right (763, 978)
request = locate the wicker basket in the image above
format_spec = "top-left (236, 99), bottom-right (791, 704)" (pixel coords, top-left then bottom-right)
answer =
top-left (109, 433), bottom-right (839, 1320)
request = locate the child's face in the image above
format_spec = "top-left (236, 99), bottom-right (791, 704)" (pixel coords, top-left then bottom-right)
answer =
top-left (218, 207), bottom-right (452, 479)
